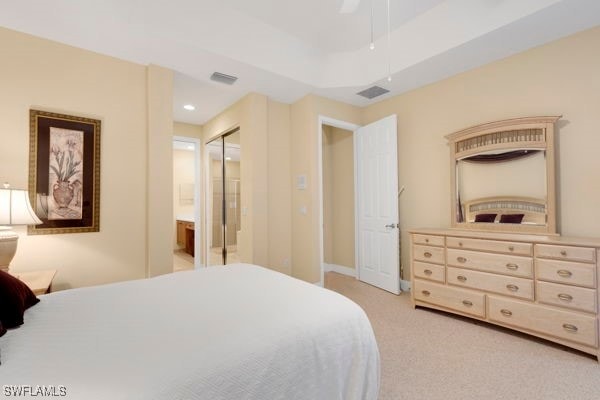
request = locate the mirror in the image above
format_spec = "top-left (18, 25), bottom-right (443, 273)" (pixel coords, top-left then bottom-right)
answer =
top-left (446, 116), bottom-right (561, 234)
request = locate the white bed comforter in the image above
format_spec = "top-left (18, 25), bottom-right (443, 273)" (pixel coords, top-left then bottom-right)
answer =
top-left (0, 264), bottom-right (379, 400)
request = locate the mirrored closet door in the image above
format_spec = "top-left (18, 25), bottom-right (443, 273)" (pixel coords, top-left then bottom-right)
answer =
top-left (206, 128), bottom-right (241, 266)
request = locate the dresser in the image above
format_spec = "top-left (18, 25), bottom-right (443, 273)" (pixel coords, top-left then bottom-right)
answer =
top-left (410, 228), bottom-right (600, 359)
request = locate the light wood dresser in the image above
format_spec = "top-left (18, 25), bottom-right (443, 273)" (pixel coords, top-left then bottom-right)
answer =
top-left (410, 228), bottom-right (600, 359)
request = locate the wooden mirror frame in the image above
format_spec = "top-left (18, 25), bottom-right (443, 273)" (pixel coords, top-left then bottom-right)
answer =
top-left (446, 116), bottom-right (561, 235)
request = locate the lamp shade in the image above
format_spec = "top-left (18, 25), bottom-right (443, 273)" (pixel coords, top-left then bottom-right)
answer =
top-left (0, 187), bottom-right (43, 226)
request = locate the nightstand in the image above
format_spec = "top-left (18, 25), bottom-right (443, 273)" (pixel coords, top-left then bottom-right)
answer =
top-left (11, 270), bottom-right (57, 295)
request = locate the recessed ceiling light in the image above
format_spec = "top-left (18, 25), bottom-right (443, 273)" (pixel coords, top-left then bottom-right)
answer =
top-left (183, 104), bottom-right (195, 111)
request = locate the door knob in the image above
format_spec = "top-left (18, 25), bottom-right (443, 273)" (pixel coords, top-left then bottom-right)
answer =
top-left (385, 223), bottom-right (397, 228)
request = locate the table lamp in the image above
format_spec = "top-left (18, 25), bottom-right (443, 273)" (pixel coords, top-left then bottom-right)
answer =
top-left (0, 183), bottom-right (42, 272)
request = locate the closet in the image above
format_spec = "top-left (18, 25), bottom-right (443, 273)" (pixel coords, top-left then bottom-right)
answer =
top-left (206, 128), bottom-right (241, 265)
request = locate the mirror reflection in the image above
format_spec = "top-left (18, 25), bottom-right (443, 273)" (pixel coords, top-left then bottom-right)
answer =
top-left (456, 149), bottom-right (547, 226)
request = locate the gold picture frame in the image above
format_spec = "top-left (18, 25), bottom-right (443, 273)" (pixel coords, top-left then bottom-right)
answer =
top-left (28, 110), bottom-right (101, 235)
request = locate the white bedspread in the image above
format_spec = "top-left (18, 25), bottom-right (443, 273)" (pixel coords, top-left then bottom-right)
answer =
top-left (0, 264), bottom-right (379, 399)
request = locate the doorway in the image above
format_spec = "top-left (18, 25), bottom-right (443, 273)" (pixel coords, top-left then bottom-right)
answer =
top-left (172, 136), bottom-right (202, 272)
top-left (321, 124), bottom-right (357, 278)
top-left (206, 128), bottom-right (242, 266)
top-left (318, 115), bottom-right (400, 294)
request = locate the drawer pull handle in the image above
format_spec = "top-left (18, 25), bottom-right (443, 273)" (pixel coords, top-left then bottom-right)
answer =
top-left (560, 250), bottom-right (567, 256)
top-left (421, 290), bottom-right (431, 297)
top-left (457, 257), bottom-right (467, 263)
top-left (423, 269), bottom-right (433, 276)
top-left (562, 324), bottom-right (578, 333)
top-left (558, 293), bottom-right (573, 302)
top-left (508, 246), bottom-right (515, 252)
top-left (462, 300), bottom-right (473, 307)
top-left (500, 309), bottom-right (513, 317)
top-left (458, 242), bottom-right (463, 247)
top-left (424, 252), bottom-right (432, 258)
top-left (457, 275), bottom-right (467, 282)
top-left (557, 269), bottom-right (572, 278)
top-left (506, 263), bottom-right (519, 270)
top-left (506, 284), bottom-right (519, 292)
top-left (425, 238), bottom-right (429, 243)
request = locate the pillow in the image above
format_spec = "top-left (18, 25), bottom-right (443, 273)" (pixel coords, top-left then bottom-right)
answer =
top-left (499, 214), bottom-right (525, 224)
top-left (0, 270), bottom-right (40, 329)
top-left (474, 213), bottom-right (497, 223)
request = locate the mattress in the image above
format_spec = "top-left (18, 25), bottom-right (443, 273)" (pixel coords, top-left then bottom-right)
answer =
top-left (0, 264), bottom-right (379, 400)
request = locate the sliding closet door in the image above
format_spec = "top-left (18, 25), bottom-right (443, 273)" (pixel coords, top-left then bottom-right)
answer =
top-left (207, 136), bottom-right (225, 266)
top-left (206, 128), bottom-right (241, 266)
top-left (224, 131), bottom-right (241, 264)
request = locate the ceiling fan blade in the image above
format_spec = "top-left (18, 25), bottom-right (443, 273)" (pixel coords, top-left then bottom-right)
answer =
top-left (339, 0), bottom-right (361, 14)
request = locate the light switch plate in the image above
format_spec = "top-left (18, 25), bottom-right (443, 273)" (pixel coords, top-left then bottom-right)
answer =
top-left (296, 174), bottom-right (307, 190)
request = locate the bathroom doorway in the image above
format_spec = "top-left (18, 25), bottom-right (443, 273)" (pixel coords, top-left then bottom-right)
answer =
top-left (172, 135), bottom-right (202, 272)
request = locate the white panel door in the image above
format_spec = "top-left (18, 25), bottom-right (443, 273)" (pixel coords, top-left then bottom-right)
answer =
top-left (356, 115), bottom-right (400, 294)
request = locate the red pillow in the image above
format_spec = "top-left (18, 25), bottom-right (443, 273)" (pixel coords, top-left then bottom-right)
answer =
top-left (0, 270), bottom-right (40, 329)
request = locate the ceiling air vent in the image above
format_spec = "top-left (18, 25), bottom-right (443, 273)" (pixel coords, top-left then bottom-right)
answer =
top-left (356, 86), bottom-right (389, 99)
top-left (210, 72), bottom-right (238, 85)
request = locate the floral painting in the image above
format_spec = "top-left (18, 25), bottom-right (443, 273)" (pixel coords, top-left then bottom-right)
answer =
top-left (29, 109), bottom-right (101, 235)
top-left (48, 127), bottom-right (84, 220)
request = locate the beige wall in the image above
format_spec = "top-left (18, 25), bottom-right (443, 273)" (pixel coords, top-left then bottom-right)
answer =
top-left (322, 125), bottom-right (334, 265)
top-left (322, 126), bottom-right (355, 269)
top-left (267, 100), bottom-right (292, 274)
top-left (363, 26), bottom-right (600, 280)
top-left (0, 27), bottom-right (152, 289)
top-left (203, 94), bottom-right (292, 272)
top-left (174, 121), bottom-right (203, 140)
top-left (146, 65), bottom-right (174, 278)
top-left (290, 95), bottom-right (363, 283)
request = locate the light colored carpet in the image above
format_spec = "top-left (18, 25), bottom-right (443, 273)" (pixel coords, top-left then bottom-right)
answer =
top-left (324, 272), bottom-right (600, 400)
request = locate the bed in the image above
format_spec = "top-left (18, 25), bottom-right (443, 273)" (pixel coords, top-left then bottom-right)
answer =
top-left (0, 264), bottom-right (380, 400)
top-left (463, 196), bottom-right (547, 225)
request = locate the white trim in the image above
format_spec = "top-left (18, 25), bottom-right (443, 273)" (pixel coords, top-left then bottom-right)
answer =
top-left (323, 263), bottom-right (356, 277)
top-left (317, 116), bottom-right (361, 287)
top-left (173, 135), bottom-right (203, 269)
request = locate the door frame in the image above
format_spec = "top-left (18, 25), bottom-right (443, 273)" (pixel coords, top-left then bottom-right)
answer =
top-left (173, 135), bottom-right (203, 269)
top-left (317, 116), bottom-right (361, 287)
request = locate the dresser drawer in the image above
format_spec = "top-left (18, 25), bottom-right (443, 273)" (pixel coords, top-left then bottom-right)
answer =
top-left (413, 279), bottom-right (485, 317)
top-left (413, 245), bottom-right (445, 265)
top-left (447, 237), bottom-right (532, 256)
top-left (447, 267), bottom-right (534, 300)
top-left (413, 234), bottom-right (445, 247)
top-left (488, 296), bottom-right (598, 347)
top-left (536, 281), bottom-right (597, 314)
top-left (413, 261), bottom-right (445, 283)
top-left (535, 259), bottom-right (596, 288)
top-left (535, 244), bottom-right (596, 263)
top-left (447, 248), bottom-right (533, 278)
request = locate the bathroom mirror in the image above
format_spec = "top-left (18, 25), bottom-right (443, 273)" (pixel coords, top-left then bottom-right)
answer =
top-left (446, 116), bottom-right (561, 234)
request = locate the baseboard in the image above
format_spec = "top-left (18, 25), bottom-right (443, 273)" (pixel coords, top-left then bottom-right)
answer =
top-left (400, 279), bottom-right (411, 292)
top-left (323, 263), bottom-right (356, 277)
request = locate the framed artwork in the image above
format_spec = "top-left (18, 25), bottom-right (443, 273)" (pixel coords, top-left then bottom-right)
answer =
top-left (28, 110), bottom-right (101, 235)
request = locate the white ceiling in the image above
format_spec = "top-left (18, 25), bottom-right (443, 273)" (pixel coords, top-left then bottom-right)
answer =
top-left (1, 0), bottom-right (599, 125)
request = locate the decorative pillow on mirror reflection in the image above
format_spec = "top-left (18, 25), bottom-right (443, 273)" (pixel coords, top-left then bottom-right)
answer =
top-left (499, 214), bottom-right (525, 224)
top-left (474, 213), bottom-right (497, 223)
